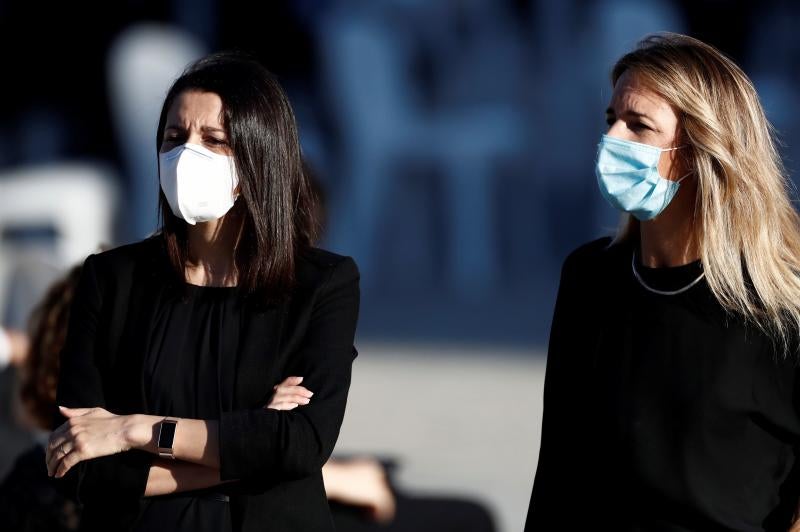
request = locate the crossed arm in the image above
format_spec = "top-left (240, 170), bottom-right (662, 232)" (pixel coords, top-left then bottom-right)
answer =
top-left (46, 378), bottom-right (313, 497)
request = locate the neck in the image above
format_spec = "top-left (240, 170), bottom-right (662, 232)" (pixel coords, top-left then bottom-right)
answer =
top-left (638, 181), bottom-right (699, 268)
top-left (185, 209), bottom-right (244, 287)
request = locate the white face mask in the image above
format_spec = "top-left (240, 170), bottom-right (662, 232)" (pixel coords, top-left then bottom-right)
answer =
top-left (159, 143), bottom-right (240, 225)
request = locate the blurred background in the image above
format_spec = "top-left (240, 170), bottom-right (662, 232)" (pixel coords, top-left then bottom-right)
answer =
top-left (1, 1), bottom-right (799, 530)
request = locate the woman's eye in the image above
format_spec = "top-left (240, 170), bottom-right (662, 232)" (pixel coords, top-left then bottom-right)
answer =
top-left (206, 137), bottom-right (228, 146)
top-left (629, 122), bottom-right (650, 132)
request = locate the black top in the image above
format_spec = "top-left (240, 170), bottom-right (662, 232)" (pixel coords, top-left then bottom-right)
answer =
top-left (132, 283), bottom-right (243, 532)
top-left (52, 234), bottom-right (360, 532)
top-left (526, 237), bottom-right (800, 532)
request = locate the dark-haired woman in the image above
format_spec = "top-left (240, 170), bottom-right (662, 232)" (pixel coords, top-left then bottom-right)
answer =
top-left (45, 52), bottom-right (360, 532)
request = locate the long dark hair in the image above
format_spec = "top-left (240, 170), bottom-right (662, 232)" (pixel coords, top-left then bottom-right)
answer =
top-left (156, 52), bottom-right (320, 304)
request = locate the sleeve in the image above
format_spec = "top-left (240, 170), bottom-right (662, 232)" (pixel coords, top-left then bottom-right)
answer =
top-left (218, 256), bottom-right (360, 484)
top-left (51, 253), bottom-right (155, 507)
top-left (525, 251), bottom-right (595, 530)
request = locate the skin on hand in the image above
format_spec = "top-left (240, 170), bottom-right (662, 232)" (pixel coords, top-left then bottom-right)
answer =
top-left (323, 458), bottom-right (396, 524)
top-left (46, 406), bottom-right (139, 478)
top-left (265, 376), bottom-right (314, 410)
top-left (6, 328), bottom-right (29, 367)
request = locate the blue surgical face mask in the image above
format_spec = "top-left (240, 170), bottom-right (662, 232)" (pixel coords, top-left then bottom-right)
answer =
top-left (595, 134), bottom-right (690, 221)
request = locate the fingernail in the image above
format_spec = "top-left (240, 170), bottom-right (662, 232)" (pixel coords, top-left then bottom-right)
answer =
top-left (308, 392), bottom-right (314, 397)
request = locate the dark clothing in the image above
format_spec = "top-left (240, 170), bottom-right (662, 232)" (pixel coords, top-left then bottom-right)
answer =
top-left (526, 237), bottom-right (800, 531)
top-left (133, 283), bottom-right (244, 532)
top-left (51, 233), bottom-right (360, 532)
top-left (0, 443), bottom-right (81, 532)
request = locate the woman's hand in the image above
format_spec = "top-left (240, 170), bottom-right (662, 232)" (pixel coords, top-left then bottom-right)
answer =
top-left (265, 376), bottom-right (313, 410)
top-left (45, 406), bottom-right (138, 478)
top-left (323, 458), bottom-right (396, 523)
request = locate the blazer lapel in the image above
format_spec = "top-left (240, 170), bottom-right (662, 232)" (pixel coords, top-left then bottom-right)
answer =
top-left (107, 242), bottom-right (181, 415)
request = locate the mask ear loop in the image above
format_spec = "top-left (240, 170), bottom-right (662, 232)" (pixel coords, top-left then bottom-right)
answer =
top-left (660, 144), bottom-right (693, 185)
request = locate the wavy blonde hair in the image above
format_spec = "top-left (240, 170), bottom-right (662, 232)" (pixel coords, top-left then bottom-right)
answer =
top-left (611, 33), bottom-right (800, 354)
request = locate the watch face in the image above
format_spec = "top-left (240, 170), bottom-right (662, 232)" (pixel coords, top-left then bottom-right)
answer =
top-left (158, 420), bottom-right (177, 448)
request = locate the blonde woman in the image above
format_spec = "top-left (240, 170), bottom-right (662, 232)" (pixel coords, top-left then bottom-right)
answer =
top-left (526, 33), bottom-right (800, 531)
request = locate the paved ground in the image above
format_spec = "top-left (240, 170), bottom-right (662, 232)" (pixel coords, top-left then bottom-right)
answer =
top-left (335, 342), bottom-right (545, 532)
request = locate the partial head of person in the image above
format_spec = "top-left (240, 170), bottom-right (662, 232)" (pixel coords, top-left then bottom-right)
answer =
top-left (16, 265), bottom-right (83, 433)
top-left (155, 51), bottom-right (321, 303)
top-left (596, 32), bottom-right (800, 353)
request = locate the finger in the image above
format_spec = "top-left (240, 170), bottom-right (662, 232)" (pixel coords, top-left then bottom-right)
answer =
top-left (46, 431), bottom-right (71, 465)
top-left (282, 376), bottom-right (303, 386)
top-left (272, 392), bottom-right (311, 405)
top-left (47, 419), bottom-right (79, 454)
top-left (285, 385), bottom-right (314, 398)
top-left (48, 439), bottom-right (75, 475)
top-left (46, 427), bottom-right (67, 453)
top-left (267, 402), bottom-right (299, 411)
top-left (55, 446), bottom-right (83, 479)
top-left (58, 405), bottom-right (94, 417)
top-left (47, 439), bottom-right (75, 476)
top-left (273, 385), bottom-right (313, 398)
top-left (48, 421), bottom-right (72, 449)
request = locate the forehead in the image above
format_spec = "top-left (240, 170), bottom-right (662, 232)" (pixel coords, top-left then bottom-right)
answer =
top-left (608, 70), bottom-right (676, 120)
top-left (166, 90), bottom-right (224, 127)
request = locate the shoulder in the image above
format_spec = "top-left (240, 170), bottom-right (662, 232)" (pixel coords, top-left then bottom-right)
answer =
top-left (86, 234), bottom-right (163, 272)
top-left (291, 248), bottom-right (360, 318)
top-left (73, 235), bottom-right (164, 296)
top-left (562, 236), bottom-right (615, 269)
top-left (296, 247), bottom-right (360, 290)
top-left (560, 236), bottom-right (630, 282)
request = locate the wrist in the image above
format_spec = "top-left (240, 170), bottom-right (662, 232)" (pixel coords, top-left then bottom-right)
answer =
top-left (124, 414), bottom-right (160, 453)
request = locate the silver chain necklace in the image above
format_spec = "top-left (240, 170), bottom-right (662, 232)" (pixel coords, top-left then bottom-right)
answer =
top-left (631, 251), bottom-right (705, 296)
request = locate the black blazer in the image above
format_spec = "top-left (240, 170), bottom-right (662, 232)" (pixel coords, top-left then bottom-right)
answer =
top-left (51, 234), bottom-right (360, 532)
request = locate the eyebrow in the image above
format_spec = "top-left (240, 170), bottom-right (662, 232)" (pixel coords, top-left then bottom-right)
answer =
top-left (164, 124), bottom-right (227, 134)
top-left (605, 107), bottom-right (652, 120)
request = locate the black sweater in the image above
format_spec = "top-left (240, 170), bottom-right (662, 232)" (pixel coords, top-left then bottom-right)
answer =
top-left (526, 237), bottom-right (800, 531)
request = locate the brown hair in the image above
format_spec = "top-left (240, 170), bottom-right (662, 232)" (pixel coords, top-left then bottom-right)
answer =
top-left (19, 265), bottom-right (83, 430)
